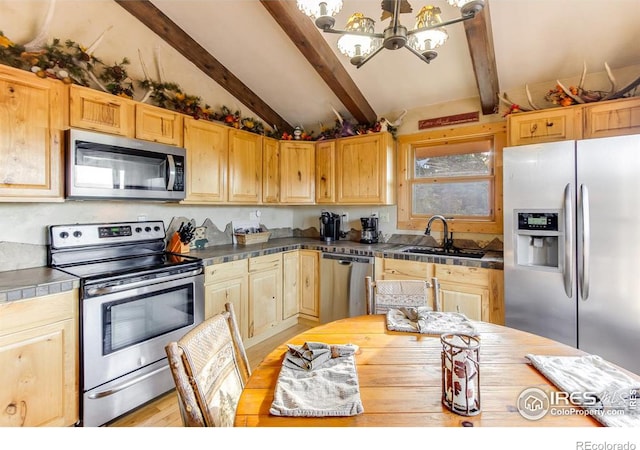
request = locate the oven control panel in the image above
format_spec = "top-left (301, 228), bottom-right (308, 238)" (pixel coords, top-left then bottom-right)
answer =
top-left (49, 221), bottom-right (166, 249)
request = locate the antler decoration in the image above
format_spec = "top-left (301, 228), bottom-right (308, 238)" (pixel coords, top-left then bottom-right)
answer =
top-left (503, 62), bottom-right (640, 115)
top-left (22, 0), bottom-right (56, 52)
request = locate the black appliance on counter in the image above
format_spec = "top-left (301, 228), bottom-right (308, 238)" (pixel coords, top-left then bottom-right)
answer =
top-left (319, 211), bottom-right (341, 243)
top-left (360, 216), bottom-right (379, 244)
top-left (48, 220), bottom-right (204, 427)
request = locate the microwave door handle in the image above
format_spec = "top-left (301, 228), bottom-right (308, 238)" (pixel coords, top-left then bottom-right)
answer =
top-left (166, 154), bottom-right (176, 191)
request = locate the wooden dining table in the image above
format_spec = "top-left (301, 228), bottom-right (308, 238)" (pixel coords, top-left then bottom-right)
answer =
top-left (235, 314), bottom-right (639, 427)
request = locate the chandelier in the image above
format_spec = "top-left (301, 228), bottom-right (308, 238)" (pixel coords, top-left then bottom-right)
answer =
top-left (297, 0), bottom-right (485, 68)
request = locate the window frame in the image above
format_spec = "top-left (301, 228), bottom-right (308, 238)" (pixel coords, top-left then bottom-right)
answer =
top-left (397, 122), bottom-right (506, 234)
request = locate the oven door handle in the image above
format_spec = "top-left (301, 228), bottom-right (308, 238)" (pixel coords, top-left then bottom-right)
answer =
top-left (85, 268), bottom-right (203, 297)
top-left (87, 364), bottom-right (170, 399)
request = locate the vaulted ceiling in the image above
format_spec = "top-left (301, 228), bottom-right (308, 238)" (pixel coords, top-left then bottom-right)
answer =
top-left (113, 0), bottom-right (640, 133)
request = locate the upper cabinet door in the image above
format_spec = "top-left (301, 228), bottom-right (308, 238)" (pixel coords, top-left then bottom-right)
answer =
top-left (135, 103), bottom-right (184, 146)
top-left (0, 65), bottom-right (66, 201)
top-left (183, 117), bottom-right (228, 203)
top-left (262, 137), bottom-right (280, 203)
top-left (582, 97), bottom-right (640, 139)
top-left (507, 107), bottom-right (582, 146)
top-left (315, 140), bottom-right (335, 204)
top-left (228, 129), bottom-right (262, 204)
top-left (280, 141), bottom-right (315, 204)
top-left (69, 85), bottom-right (135, 137)
top-left (336, 132), bottom-right (395, 205)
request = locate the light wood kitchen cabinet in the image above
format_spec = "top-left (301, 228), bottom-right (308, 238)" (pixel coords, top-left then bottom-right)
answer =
top-left (435, 264), bottom-right (504, 324)
top-left (298, 250), bottom-right (320, 319)
top-left (375, 258), bottom-right (504, 323)
top-left (0, 64), bottom-right (66, 201)
top-left (182, 117), bottom-right (228, 203)
top-left (282, 251), bottom-right (300, 319)
top-left (279, 141), bottom-right (315, 204)
top-left (374, 257), bottom-right (435, 309)
top-left (204, 260), bottom-right (249, 339)
top-left (248, 254), bottom-right (283, 338)
top-left (335, 132), bottom-right (395, 204)
top-left (375, 257), bottom-right (433, 280)
top-left (262, 136), bottom-right (280, 203)
top-left (315, 140), bottom-right (336, 204)
top-left (0, 290), bottom-right (78, 427)
top-left (507, 107), bottom-right (582, 146)
top-left (582, 96), bottom-right (640, 139)
top-left (69, 84), bottom-right (136, 136)
top-left (228, 129), bottom-right (262, 203)
top-left (135, 103), bottom-right (184, 146)
top-left (508, 96), bottom-right (640, 146)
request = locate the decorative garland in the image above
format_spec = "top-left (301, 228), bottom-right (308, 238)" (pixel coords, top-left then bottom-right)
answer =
top-left (0, 30), bottom-right (394, 139)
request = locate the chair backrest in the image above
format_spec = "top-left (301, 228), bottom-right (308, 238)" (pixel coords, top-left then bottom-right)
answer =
top-left (165, 302), bottom-right (251, 427)
top-left (365, 276), bottom-right (430, 314)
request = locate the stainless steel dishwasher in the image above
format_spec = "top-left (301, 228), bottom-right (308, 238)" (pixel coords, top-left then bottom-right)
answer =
top-left (320, 253), bottom-right (374, 323)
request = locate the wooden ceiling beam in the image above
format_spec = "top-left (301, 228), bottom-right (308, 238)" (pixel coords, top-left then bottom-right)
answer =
top-left (463, 0), bottom-right (500, 115)
top-left (114, 0), bottom-right (293, 132)
top-left (260, 0), bottom-right (378, 124)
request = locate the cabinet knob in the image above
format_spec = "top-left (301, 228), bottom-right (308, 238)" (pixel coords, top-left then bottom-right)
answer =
top-left (5, 403), bottom-right (17, 415)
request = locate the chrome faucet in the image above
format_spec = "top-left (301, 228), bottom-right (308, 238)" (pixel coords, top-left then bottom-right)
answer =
top-left (425, 215), bottom-right (454, 251)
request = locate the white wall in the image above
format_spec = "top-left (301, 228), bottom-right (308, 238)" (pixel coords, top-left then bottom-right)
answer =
top-left (0, 202), bottom-right (295, 272)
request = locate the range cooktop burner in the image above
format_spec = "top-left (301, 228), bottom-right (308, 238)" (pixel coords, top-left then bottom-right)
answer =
top-left (55, 252), bottom-right (201, 280)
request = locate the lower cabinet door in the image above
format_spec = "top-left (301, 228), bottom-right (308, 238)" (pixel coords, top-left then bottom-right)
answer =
top-left (438, 282), bottom-right (487, 321)
top-left (249, 268), bottom-right (282, 337)
top-left (205, 275), bottom-right (248, 339)
top-left (282, 251), bottom-right (300, 320)
top-left (0, 319), bottom-right (77, 426)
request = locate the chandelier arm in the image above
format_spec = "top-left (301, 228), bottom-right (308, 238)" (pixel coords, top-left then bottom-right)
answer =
top-left (322, 28), bottom-right (384, 38)
top-left (404, 44), bottom-right (434, 64)
top-left (406, 14), bottom-right (477, 36)
top-left (355, 44), bottom-right (386, 69)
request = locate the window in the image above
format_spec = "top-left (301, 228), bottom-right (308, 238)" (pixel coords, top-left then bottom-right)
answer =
top-left (397, 123), bottom-right (505, 234)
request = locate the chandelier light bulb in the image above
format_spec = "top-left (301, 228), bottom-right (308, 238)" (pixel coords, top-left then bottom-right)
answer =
top-left (409, 6), bottom-right (449, 53)
top-left (337, 13), bottom-right (378, 59)
top-left (297, 0), bottom-right (343, 19)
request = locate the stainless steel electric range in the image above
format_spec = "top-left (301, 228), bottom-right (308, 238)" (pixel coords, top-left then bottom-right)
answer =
top-left (48, 220), bottom-right (204, 427)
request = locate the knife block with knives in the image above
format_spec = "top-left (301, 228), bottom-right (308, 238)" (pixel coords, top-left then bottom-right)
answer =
top-left (168, 221), bottom-right (195, 253)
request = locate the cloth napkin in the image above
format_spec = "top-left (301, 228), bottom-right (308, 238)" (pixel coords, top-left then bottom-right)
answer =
top-left (386, 306), bottom-right (478, 335)
top-left (270, 342), bottom-right (364, 417)
top-left (526, 354), bottom-right (640, 427)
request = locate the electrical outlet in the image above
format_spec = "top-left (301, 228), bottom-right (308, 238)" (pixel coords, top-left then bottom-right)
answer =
top-left (341, 212), bottom-right (349, 225)
top-left (380, 212), bottom-right (390, 223)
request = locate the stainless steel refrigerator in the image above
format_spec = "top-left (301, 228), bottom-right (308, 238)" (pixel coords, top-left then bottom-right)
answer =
top-left (503, 134), bottom-right (640, 375)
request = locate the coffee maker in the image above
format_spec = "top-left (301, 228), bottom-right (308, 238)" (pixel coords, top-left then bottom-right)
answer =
top-left (360, 216), bottom-right (379, 244)
top-left (319, 211), bottom-right (341, 243)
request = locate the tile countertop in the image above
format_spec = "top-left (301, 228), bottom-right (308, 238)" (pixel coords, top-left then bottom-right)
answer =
top-left (0, 267), bottom-right (79, 303)
top-left (0, 238), bottom-right (503, 303)
top-left (188, 237), bottom-right (504, 269)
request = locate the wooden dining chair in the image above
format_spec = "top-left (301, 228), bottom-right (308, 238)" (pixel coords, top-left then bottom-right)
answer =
top-left (365, 276), bottom-right (432, 314)
top-left (165, 302), bottom-right (251, 427)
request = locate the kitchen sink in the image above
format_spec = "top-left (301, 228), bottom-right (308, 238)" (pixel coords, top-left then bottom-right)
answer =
top-left (398, 246), bottom-right (486, 259)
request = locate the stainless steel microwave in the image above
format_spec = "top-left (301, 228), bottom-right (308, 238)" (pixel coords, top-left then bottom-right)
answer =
top-left (66, 129), bottom-right (186, 201)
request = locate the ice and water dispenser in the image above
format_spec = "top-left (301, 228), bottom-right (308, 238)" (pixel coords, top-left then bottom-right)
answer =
top-left (513, 211), bottom-right (561, 270)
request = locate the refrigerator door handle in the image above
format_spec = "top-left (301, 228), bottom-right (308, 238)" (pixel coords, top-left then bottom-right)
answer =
top-left (563, 183), bottom-right (573, 298)
top-left (579, 184), bottom-right (591, 300)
